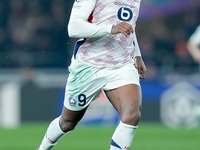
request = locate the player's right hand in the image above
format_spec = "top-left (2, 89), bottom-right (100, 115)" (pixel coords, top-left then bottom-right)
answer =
top-left (111, 22), bottom-right (133, 37)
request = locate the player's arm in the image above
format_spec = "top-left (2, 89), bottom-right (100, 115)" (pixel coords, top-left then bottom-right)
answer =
top-left (68, 0), bottom-right (112, 38)
top-left (111, 22), bottom-right (133, 37)
top-left (187, 42), bottom-right (200, 63)
top-left (68, 0), bottom-right (134, 38)
top-left (187, 26), bottom-right (200, 63)
top-left (133, 32), bottom-right (146, 79)
top-left (133, 32), bottom-right (141, 58)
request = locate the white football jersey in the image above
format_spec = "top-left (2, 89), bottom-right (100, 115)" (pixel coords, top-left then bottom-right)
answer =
top-left (189, 25), bottom-right (200, 45)
top-left (68, 0), bottom-right (142, 68)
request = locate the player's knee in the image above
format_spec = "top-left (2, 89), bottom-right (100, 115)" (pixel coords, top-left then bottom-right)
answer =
top-left (59, 117), bottom-right (78, 133)
top-left (121, 108), bottom-right (141, 126)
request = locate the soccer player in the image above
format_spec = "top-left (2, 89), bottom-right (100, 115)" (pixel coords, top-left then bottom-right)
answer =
top-left (187, 25), bottom-right (200, 63)
top-left (37, 0), bottom-right (146, 150)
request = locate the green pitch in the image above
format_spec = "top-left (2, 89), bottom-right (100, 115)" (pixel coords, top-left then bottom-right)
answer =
top-left (0, 123), bottom-right (199, 150)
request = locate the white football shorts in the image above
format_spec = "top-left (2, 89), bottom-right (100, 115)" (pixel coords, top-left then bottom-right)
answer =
top-left (64, 58), bottom-right (140, 111)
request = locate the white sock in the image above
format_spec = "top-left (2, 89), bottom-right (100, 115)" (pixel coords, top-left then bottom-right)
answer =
top-left (38, 117), bottom-right (66, 150)
top-left (110, 121), bottom-right (138, 150)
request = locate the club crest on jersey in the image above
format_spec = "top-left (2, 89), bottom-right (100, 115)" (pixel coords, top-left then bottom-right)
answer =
top-left (69, 97), bottom-right (76, 107)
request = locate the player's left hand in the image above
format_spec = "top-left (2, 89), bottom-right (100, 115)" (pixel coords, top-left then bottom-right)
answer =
top-left (134, 56), bottom-right (146, 79)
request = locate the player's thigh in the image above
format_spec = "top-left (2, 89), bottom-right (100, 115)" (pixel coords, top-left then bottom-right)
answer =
top-left (104, 84), bottom-right (142, 119)
top-left (64, 58), bottom-right (105, 111)
top-left (60, 105), bottom-right (87, 123)
top-left (102, 62), bottom-right (142, 117)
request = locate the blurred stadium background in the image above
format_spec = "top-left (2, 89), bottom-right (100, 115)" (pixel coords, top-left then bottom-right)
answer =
top-left (0, 0), bottom-right (200, 149)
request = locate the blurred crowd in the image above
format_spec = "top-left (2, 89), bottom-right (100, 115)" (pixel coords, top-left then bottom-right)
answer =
top-left (0, 0), bottom-right (200, 77)
top-left (137, 0), bottom-right (200, 78)
top-left (0, 0), bottom-right (74, 68)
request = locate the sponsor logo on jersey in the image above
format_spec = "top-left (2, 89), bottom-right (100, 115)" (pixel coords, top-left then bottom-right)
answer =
top-left (114, 0), bottom-right (136, 9)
